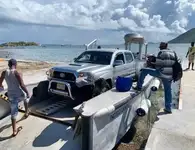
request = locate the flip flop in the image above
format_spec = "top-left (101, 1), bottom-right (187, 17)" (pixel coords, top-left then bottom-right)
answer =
top-left (23, 110), bottom-right (30, 119)
top-left (24, 112), bottom-right (30, 119)
top-left (12, 126), bottom-right (23, 137)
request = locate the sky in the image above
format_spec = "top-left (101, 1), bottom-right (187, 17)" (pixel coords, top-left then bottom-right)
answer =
top-left (0, 0), bottom-right (195, 44)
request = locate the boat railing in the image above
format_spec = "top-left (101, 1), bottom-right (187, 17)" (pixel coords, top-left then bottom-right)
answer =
top-left (85, 39), bottom-right (97, 50)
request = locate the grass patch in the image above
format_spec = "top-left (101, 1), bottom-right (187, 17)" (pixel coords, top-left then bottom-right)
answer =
top-left (117, 88), bottom-right (164, 150)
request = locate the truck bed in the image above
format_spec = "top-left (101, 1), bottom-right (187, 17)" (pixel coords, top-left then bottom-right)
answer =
top-left (0, 113), bottom-right (81, 150)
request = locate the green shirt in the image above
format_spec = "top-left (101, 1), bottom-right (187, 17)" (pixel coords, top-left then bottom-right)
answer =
top-left (188, 46), bottom-right (195, 56)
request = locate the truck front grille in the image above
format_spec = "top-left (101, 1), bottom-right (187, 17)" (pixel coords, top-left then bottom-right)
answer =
top-left (53, 71), bottom-right (76, 81)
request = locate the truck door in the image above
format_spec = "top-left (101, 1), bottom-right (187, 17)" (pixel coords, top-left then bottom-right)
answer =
top-left (113, 52), bottom-right (126, 82)
top-left (124, 52), bottom-right (136, 77)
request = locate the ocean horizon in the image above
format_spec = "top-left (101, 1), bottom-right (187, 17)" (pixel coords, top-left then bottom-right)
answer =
top-left (0, 43), bottom-right (190, 63)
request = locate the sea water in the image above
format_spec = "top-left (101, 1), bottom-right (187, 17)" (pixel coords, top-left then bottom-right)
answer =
top-left (0, 43), bottom-right (190, 63)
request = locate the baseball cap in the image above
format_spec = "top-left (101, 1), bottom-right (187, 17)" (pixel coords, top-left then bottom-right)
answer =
top-left (8, 59), bottom-right (17, 67)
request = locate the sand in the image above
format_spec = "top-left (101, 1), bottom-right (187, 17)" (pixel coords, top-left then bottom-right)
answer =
top-left (0, 60), bottom-right (55, 72)
top-left (0, 60), bottom-right (57, 89)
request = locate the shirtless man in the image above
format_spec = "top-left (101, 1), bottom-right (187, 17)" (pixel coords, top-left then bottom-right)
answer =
top-left (0, 59), bottom-right (30, 136)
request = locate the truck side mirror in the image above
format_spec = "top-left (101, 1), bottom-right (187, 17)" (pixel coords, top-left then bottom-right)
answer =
top-left (113, 60), bottom-right (123, 67)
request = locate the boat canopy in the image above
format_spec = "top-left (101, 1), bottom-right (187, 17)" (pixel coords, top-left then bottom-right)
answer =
top-left (124, 33), bottom-right (145, 45)
top-left (124, 33), bottom-right (148, 60)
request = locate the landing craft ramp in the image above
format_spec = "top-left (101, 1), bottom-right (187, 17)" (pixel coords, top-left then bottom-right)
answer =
top-left (0, 75), bottom-right (160, 150)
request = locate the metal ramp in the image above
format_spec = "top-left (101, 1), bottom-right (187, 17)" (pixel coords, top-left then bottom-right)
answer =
top-left (35, 100), bottom-right (68, 116)
top-left (17, 94), bottom-right (77, 125)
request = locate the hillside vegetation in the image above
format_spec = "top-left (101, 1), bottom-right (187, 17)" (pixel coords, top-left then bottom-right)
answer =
top-left (168, 28), bottom-right (195, 43)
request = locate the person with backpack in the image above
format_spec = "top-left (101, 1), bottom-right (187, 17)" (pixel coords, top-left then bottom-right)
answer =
top-left (134, 42), bottom-right (182, 113)
top-left (186, 42), bottom-right (195, 70)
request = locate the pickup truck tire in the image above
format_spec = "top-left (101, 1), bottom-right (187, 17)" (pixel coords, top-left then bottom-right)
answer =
top-left (72, 85), bottom-right (94, 104)
top-left (0, 99), bottom-right (10, 120)
top-left (32, 81), bottom-right (50, 101)
top-left (92, 79), bottom-right (111, 97)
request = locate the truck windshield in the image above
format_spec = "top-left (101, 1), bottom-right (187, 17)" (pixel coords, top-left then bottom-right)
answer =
top-left (74, 51), bottom-right (113, 65)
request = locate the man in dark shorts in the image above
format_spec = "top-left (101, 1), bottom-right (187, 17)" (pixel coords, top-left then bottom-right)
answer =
top-left (0, 59), bottom-right (30, 136)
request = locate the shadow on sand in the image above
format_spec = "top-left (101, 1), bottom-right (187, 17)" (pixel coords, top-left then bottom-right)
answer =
top-left (33, 123), bottom-right (80, 150)
top-left (183, 68), bottom-right (189, 72)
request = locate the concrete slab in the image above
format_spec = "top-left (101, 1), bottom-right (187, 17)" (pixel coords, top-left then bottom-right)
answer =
top-left (0, 113), bottom-right (81, 150)
top-left (145, 128), bottom-right (195, 150)
top-left (145, 69), bottom-right (195, 150)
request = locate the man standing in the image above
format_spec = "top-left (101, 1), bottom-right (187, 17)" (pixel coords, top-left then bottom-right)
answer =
top-left (0, 59), bottom-right (30, 136)
top-left (134, 42), bottom-right (178, 113)
top-left (186, 42), bottom-right (195, 70)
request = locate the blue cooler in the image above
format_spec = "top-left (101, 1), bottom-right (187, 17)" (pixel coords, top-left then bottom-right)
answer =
top-left (116, 76), bottom-right (133, 92)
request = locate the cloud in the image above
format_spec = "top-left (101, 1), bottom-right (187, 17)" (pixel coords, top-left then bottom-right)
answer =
top-left (165, 1), bottom-right (172, 5)
top-left (0, 0), bottom-right (195, 43)
top-left (170, 20), bottom-right (186, 34)
top-left (0, 24), bottom-right (126, 45)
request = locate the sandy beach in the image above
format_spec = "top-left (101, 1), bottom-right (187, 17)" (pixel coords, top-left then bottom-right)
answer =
top-left (0, 59), bottom-right (56, 89)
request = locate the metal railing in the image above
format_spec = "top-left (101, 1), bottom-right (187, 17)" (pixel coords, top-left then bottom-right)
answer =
top-left (84, 39), bottom-right (97, 50)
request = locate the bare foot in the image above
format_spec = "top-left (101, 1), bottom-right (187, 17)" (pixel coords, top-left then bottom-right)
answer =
top-left (12, 126), bottom-right (22, 137)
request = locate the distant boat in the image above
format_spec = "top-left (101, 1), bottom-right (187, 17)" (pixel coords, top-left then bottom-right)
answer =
top-left (39, 44), bottom-right (45, 47)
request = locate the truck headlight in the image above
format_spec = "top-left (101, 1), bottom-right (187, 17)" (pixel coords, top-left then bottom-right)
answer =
top-left (78, 72), bottom-right (94, 82)
top-left (46, 69), bottom-right (54, 77)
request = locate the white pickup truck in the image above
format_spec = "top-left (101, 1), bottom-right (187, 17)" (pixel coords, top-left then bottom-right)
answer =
top-left (34, 33), bottom-right (148, 103)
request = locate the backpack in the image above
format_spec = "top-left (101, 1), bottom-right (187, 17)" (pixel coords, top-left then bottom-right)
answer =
top-left (172, 52), bottom-right (183, 82)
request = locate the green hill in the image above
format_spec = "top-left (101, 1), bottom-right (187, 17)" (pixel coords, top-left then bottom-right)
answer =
top-left (0, 41), bottom-right (39, 47)
top-left (168, 28), bottom-right (195, 43)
